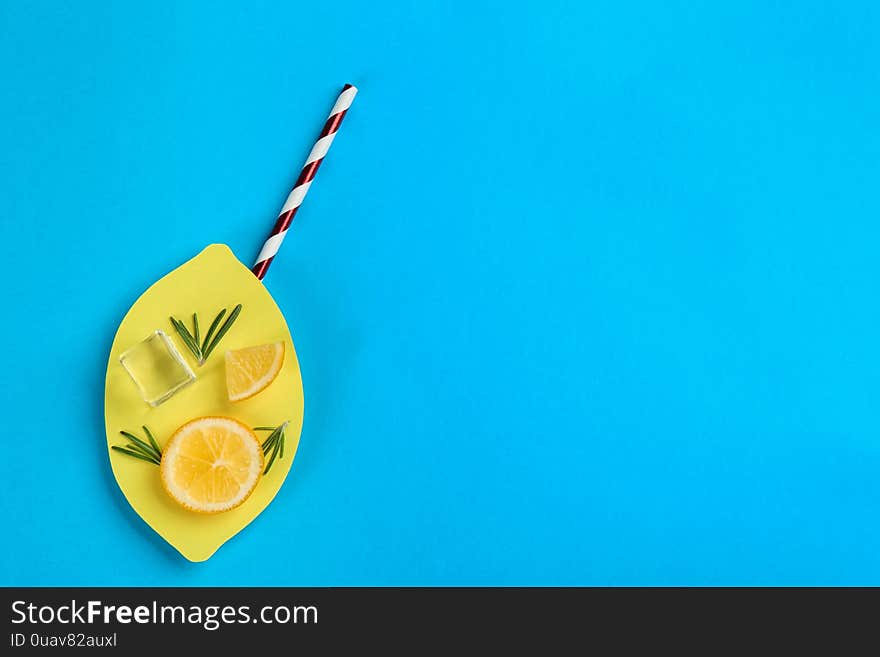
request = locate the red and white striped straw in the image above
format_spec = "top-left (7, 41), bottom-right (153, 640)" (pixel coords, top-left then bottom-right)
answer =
top-left (252, 83), bottom-right (358, 280)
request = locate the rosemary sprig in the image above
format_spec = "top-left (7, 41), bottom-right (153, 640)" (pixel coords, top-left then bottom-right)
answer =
top-left (170, 304), bottom-right (242, 365)
top-left (202, 304), bottom-right (242, 361)
top-left (111, 447), bottom-right (159, 465)
top-left (201, 308), bottom-right (226, 354)
top-left (255, 422), bottom-right (289, 474)
top-left (170, 317), bottom-right (200, 360)
top-left (113, 426), bottom-right (162, 466)
top-left (142, 425), bottom-right (161, 455)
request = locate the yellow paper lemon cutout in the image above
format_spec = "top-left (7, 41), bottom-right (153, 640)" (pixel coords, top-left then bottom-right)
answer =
top-left (104, 244), bottom-right (304, 561)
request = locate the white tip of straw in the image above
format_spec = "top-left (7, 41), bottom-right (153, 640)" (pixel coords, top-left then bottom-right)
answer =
top-left (331, 85), bottom-right (358, 115)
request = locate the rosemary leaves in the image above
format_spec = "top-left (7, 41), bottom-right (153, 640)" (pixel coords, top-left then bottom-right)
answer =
top-left (254, 422), bottom-right (289, 474)
top-left (170, 304), bottom-right (242, 365)
top-left (112, 426), bottom-right (162, 466)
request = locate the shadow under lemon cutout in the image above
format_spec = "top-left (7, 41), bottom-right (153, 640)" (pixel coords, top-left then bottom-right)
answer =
top-left (104, 244), bottom-right (304, 562)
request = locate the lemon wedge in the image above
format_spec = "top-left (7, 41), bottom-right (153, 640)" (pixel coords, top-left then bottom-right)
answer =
top-left (225, 342), bottom-right (285, 402)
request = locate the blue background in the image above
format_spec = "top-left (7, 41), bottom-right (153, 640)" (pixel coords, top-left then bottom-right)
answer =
top-left (1, 1), bottom-right (879, 585)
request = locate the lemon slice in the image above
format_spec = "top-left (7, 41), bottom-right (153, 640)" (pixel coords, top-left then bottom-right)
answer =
top-left (225, 342), bottom-right (285, 402)
top-left (160, 417), bottom-right (263, 513)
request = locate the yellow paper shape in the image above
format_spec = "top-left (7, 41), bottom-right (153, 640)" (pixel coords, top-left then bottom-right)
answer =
top-left (104, 244), bottom-right (303, 561)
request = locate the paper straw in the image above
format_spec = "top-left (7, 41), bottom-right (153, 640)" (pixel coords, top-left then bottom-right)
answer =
top-left (252, 83), bottom-right (358, 280)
